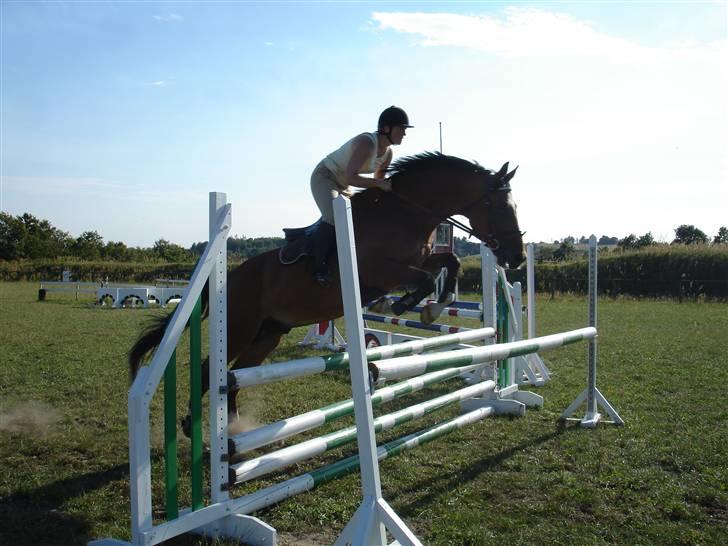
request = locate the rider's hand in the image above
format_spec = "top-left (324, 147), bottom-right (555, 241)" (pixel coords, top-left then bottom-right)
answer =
top-left (379, 177), bottom-right (392, 192)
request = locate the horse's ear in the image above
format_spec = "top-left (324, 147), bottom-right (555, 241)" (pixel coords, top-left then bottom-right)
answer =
top-left (496, 162), bottom-right (509, 178)
top-left (504, 165), bottom-right (518, 184)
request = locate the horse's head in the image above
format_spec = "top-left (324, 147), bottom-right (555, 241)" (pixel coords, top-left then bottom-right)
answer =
top-left (465, 162), bottom-right (525, 269)
top-left (382, 152), bottom-right (526, 268)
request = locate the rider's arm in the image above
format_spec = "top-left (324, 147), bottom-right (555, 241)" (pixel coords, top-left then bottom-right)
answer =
top-left (374, 148), bottom-right (393, 180)
top-left (344, 135), bottom-right (391, 191)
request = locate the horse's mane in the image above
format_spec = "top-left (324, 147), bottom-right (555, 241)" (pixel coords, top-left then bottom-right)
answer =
top-left (387, 151), bottom-right (488, 178)
top-left (351, 151), bottom-right (490, 207)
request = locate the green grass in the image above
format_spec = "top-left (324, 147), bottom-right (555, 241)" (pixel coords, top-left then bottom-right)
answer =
top-left (1, 282), bottom-right (727, 545)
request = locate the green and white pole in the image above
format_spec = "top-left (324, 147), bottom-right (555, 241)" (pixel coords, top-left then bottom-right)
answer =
top-left (229, 361), bottom-right (490, 454)
top-left (230, 380), bottom-right (496, 483)
top-left (231, 326), bottom-right (495, 389)
top-left (223, 407), bottom-right (494, 520)
top-left (371, 327), bottom-right (597, 383)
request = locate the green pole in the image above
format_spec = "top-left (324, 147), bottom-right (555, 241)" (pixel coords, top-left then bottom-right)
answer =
top-left (163, 350), bottom-right (178, 520)
top-left (189, 296), bottom-right (203, 510)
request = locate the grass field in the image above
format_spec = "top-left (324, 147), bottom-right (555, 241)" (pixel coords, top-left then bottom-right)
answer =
top-left (1, 281), bottom-right (727, 546)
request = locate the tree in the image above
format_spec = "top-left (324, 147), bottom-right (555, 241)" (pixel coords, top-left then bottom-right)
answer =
top-left (453, 237), bottom-right (480, 257)
top-left (598, 235), bottom-right (619, 245)
top-left (553, 240), bottom-right (575, 261)
top-left (103, 241), bottom-right (130, 261)
top-left (618, 234), bottom-right (638, 251)
top-left (153, 239), bottom-right (191, 262)
top-left (636, 232), bottom-right (655, 248)
top-left (673, 225), bottom-right (708, 245)
top-left (713, 226), bottom-right (728, 245)
top-left (72, 231), bottom-right (104, 260)
top-left (0, 213), bottom-right (25, 260)
top-left (0, 212), bottom-right (70, 260)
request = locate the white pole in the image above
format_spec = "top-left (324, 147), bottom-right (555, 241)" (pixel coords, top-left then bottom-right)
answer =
top-left (560, 236), bottom-right (624, 427)
top-left (333, 196), bottom-right (387, 545)
top-left (526, 243), bottom-right (536, 339)
top-left (208, 192), bottom-right (230, 505)
top-left (481, 244), bottom-right (497, 346)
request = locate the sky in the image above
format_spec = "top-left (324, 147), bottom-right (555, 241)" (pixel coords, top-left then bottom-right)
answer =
top-left (1, 0), bottom-right (727, 248)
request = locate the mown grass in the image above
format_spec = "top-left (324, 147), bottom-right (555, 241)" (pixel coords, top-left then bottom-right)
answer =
top-left (1, 282), bottom-right (726, 545)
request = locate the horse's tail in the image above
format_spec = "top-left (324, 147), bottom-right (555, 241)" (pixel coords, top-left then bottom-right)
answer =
top-left (128, 281), bottom-right (210, 382)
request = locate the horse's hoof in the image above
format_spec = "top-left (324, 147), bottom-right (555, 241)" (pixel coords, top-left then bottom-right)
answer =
top-left (368, 297), bottom-right (391, 314)
top-left (181, 415), bottom-right (192, 438)
top-left (420, 306), bottom-right (435, 325)
top-left (390, 301), bottom-right (406, 315)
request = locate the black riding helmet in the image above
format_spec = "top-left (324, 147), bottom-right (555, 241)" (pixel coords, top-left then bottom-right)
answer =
top-left (378, 106), bottom-right (414, 130)
top-left (378, 106), bottom-right (413, 144)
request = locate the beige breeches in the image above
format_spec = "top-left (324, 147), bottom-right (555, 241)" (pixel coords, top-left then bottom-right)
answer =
top-left (310, 161), bottom-right (352, 225)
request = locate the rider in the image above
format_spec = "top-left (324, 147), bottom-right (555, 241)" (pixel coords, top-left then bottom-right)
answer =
top-left (309, 105), bottom-right (413, 285)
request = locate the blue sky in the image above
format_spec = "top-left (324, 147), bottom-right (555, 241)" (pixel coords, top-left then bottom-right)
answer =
top-left (2, 1), bottom-right (726, 247)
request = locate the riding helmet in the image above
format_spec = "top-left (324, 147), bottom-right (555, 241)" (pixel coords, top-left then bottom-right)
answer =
top-left (378, 106), bottom-right (414, 130)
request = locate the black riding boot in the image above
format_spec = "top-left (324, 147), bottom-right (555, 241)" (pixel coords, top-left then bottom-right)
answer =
top-left (311, 222), bottom-right (336, 286)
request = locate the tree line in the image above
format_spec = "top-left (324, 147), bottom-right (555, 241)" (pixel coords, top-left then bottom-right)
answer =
top-left (1, 212), bottom-right (726, 263)
top-left (539, 225), bottom-right (728, 262)
top-left (0, 212), bottom-right (285, 262)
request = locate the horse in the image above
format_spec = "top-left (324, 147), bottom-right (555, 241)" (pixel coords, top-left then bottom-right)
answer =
top-left (129, 152), bottom-right (525, 430)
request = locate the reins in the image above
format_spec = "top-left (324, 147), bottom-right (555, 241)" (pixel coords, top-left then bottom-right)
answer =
top-left (387, 189), bottom-right (477, 238)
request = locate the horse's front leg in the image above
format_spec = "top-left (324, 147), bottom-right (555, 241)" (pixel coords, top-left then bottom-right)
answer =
top-left (419, 252), bottom-right (461, 324)
top-left (388, 267), bottom-right (438, 317)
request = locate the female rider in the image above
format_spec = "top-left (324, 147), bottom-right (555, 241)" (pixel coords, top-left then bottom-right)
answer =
top-left (309, 105), bottom-right (413, 285)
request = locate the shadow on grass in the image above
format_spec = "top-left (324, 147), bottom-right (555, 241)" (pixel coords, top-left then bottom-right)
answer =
top-left (0, 463), bottom-right (128, 546)
top-left (393, 424), bottom-right (578, 517)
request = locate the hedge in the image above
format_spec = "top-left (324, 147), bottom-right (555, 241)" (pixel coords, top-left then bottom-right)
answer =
top-left (3, 245), bottom-right (727, 300)
top-left (458, 244), bottom-right (728, 300)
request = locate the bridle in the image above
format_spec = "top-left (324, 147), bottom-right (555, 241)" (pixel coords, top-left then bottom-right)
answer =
top-left (389, 171), bottom-right (517, 251)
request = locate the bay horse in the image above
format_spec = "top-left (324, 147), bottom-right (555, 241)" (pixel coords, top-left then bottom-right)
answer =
top-left (129, 152), bottom-right (525, 429)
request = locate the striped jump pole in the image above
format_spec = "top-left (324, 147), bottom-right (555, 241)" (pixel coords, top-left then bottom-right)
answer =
top-left (362, 313), bottom-right (473, 334)
top-left (384, 295), bottom-right (483, 311)
top-left (370, 327), bottom-right (597, 383)
top-left (410, 305), bottom-right (483, 320)
top-left (231, 326), bottom-right (495, 388)
top-left (229, 361), bottom-right (490, 454)
top-left (230, 379), bottom-right (496, 484)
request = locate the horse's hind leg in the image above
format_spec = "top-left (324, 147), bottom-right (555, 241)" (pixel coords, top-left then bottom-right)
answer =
top-left (226, 317), bottom-right (290, 426)
top-left (181, 355), bottom-right (211, 438)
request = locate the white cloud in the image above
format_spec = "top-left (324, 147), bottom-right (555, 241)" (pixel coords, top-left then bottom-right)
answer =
top-left (371, 7), bottom-right (726, 62)
top-left (153, 13), bottom-right (183, 22)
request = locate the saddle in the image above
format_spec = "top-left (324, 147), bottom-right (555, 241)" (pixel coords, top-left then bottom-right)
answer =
top-left (279, 219), bottom-right (329, 265)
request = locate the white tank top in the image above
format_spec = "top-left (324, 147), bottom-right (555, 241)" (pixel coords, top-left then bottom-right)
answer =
top-left (322, 132), bottom-right (389, 188)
